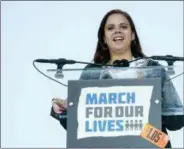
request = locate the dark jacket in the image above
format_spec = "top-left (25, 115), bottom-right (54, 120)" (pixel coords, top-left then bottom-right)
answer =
top-left (51, 59), bottom-right (184, 148)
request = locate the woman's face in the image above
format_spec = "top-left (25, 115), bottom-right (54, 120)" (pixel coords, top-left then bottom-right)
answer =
top-left (104, 13), bottom-right (135, 54)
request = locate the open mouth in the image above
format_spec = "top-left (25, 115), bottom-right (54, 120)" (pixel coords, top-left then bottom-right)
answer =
top-left (113, 37), bottom-right (124, 43)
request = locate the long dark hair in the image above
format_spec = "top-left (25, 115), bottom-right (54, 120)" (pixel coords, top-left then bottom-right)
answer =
top-left (93, 9), bottom-right (145, 64)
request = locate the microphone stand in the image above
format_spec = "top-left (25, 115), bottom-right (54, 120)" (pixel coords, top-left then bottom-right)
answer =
top-left (55, 64), bottom-right (65, 79)
top-left (166, 57), bottom-right (175, 75)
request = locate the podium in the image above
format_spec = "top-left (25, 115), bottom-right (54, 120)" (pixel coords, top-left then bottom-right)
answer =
top-left (47, 65), bottom-right (183, 148)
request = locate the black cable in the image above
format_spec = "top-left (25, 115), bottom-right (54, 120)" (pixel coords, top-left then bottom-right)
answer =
top-left (33, 60), bottom-right (68, 87)
top-left (130, 56), bottom-right (184, 83)
top-left (165, 71), bottom-right (184, 83)
top-left (33, 57), bottom-right (183, 87)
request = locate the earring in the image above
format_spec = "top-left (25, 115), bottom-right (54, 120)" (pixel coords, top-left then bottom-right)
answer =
top-left (102, 42), bottom-right (108, 50)
top-left (132, 40), bottom-right (136, 46)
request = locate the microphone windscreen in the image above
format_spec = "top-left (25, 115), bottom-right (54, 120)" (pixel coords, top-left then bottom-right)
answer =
top-left (113, 59), bottom-right (129, 67)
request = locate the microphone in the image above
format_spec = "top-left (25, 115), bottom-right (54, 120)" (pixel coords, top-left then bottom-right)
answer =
top-left (35, 58), bottom-right (76, 64)
top-left (113, 59), bottom-right (130, 67)
top-left (151, 55), bottom-right (184, 75)
top-left (35, 58), bottom-right (76, 79)
top-left (151, 55), bottom-right (184, 62)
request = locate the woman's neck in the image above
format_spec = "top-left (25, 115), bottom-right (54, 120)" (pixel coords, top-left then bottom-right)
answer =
top-left (109, 50), bottom-right (133, 64)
